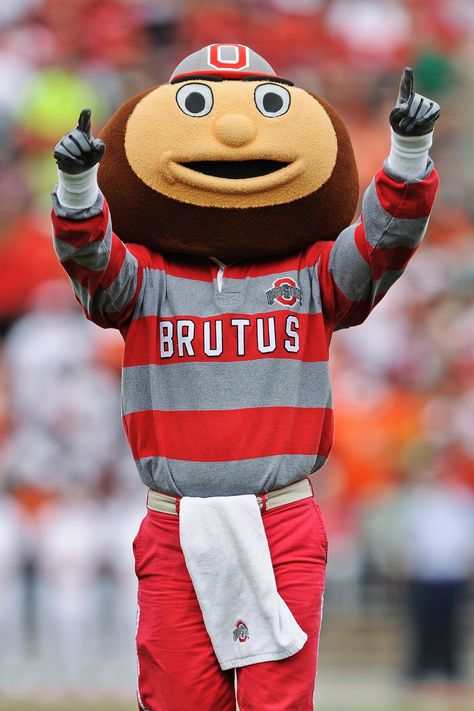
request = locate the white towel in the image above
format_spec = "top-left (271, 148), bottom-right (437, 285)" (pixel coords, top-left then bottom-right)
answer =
top-left (179, 494), bottom-right (307, 670)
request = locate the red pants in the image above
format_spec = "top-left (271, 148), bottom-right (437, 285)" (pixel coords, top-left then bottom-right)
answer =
top-left (133, 495), bottom-right (328, 711)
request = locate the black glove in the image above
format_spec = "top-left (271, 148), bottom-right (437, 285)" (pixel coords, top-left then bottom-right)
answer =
top-left (54, 109), bottom-right (105, 175)
top-left (389, 68), bottom-right (440, 137)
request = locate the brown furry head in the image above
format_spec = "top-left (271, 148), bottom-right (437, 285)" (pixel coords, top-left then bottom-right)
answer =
top-left (98, 79), bottom-right (358, 262)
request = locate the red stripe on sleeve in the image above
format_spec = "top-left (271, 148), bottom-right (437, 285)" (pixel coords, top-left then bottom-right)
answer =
top-left (74, 271), bottom-right (143, 331)
top-left (117, 266), bottom-right (144, 332)
top-left (123, 406), bottom-right (333, 462)
top-left (375, 167), bottom-right (439, 220)
top-left (354, 222), bottom-right (416, 280)
top-left (51, 202), bottom-right (110, 249)
top-left (369, 243), bottom-right (417, 280)
top-left (353, 221), bottom-right (371, 264)
top-left (316, 242), bottom-right (354, 322)
top-left (101, 237), bottom-right (129, 289)
top-left (335, 298), bottom-right (372, 328)
top-left (62, 235), bottom-right (127, 294)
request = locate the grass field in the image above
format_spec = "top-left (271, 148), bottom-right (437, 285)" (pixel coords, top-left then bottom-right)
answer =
top-left (2, 684), bottom-right (474, 711)
top-left (2, 670), bottom-right (473, 711)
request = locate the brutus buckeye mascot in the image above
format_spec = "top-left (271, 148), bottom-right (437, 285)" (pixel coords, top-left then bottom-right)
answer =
top-left (52, 45), bottom-right (439, 710)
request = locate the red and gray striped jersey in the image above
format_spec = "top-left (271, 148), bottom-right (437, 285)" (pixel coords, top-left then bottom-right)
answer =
top-left (51, 161), bottom-right (439, 496)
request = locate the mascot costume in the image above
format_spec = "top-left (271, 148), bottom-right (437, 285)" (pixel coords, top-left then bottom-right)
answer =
top-left (51, 44), bottom-right (439, 711)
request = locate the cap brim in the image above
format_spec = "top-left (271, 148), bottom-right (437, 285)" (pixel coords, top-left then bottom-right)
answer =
top-left (170, 70), bottom-right (294, 86)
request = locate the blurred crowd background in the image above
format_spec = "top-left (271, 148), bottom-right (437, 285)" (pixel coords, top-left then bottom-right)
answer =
top-left (0, 0), bottom-right (473, 707)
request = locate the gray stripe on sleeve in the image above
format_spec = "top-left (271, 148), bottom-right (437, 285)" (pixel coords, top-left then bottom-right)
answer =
top-left (122, 359), bottom-right (332, 415)
top-left (53, 218), bottom-right (112, 271)
top-left (135, 454), bottom-right (323, 497)
top-left (362, 179), bottom-right (429, 249)
top-left (51, 188), bottom-right (105, 220)
top-left (328, 222), bottom-right (372, 302)
top-left (372, 269), bottom-right (405, 299)
top-left (71, 250), bottom-right (138, 316)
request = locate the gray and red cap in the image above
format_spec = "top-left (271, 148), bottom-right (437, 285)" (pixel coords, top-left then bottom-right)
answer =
top-left (169, 44), bottom-right (293, 85)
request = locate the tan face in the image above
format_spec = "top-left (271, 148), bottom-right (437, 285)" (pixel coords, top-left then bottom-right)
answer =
top-left (98, 82), bottom-right (359, 261)
top-left (124, 80), bottom-right (338, 209)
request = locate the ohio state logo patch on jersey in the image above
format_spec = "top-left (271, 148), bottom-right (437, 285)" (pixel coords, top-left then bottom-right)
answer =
top-left (266, 277), bottom-right (302, 307)
top-left (233, 620), bottom-right (249, 643)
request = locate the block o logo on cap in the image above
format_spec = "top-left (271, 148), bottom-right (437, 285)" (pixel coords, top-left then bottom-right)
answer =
top-left (208, 44), bottom-right (250, 71)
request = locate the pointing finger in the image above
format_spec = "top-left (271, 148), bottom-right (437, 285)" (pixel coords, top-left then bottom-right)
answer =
top-left (77, 108), bottom-right (92, 137)
top-left (398, 67), bottom-right (414, 104)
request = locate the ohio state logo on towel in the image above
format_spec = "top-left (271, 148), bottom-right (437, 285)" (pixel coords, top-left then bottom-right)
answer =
top-left (233, 620), bottom-right (249, 643)
top-left (208, 44), bottom-right (250, 71)
top-left (266, 277), bottom-right (302, 307)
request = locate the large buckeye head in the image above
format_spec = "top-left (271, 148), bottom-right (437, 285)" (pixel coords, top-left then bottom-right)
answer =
top-left (98, 44), bottom-right (359, 262)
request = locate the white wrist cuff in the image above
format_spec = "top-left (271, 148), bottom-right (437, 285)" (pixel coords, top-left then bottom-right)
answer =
top-left (387, 129), bottom-right (432, 179)
top-left (57, 165), bottom-right (99, 209)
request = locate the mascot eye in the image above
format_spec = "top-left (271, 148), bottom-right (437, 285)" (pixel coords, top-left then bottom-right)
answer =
top-left (176, 83), bottom-right (214, 117)
top-left (254, 84), bottom-right (290, 118)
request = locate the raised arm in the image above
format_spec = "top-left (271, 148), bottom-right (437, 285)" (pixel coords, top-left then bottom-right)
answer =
top-left (51, 109), bottom-right (142, 330)
top-left (317, 68), bottom-right (440, 329)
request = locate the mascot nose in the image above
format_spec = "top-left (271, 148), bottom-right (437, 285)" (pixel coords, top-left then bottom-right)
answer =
top-left (215, 114), bottom-right (257, 147)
